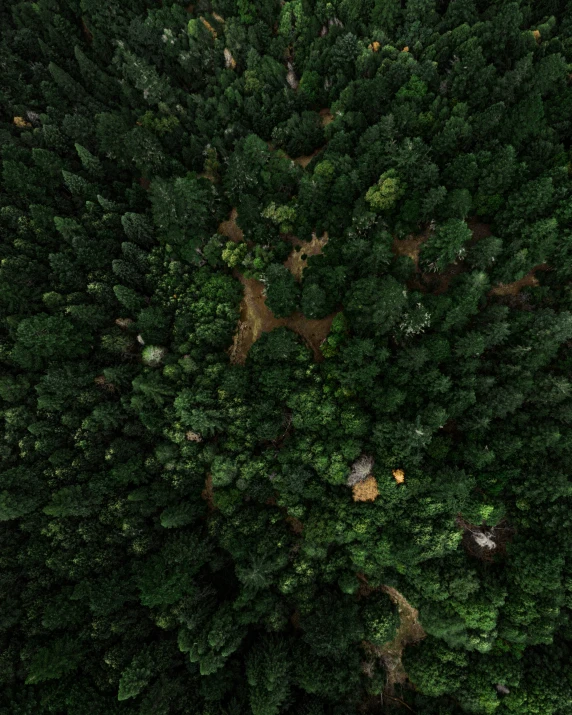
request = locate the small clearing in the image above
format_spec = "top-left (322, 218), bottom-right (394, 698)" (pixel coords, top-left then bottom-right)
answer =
top-left (392, 219), bottom-right (493, 273)
top-left (392, 231), bottom-right (428, 272)
top-left (359, 576), bottom-right (426, 693)
top-left (391, 220), bottom-right (551, 297)
top-left (217, 207), bottom-right (244, 244)
top-left (320, 108), bottom-right (334, 126)
top-left (228, 272), bottom-right (338, 364)
top-left (488, 263), bottom-right (549, 296)
top-left (219, 209), bottom-right (336, 363)
top-left (285, 514), bottom-right (304, 534)
top-left (394, 219), bottom-right (550, 298)
top-left (292, 147), bottom-right (323, 168)
top-left (201, 474), bottom-right (216, 512)
top-left (284, 231), bottom-right (328, 280)
top-left (379, 586), bottom-right (426, 690)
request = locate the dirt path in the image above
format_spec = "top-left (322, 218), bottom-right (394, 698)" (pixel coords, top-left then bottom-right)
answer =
top-left (392, 220), bottom-right (549, 298)
top-left (218, 210), bottom-right (336, 363)
top-left (284, 231), bottom-right (328, 280)
top-left (201, 474), bottom-right (216, 512)
top-left (319, 108), bottom-right (334, 126)
top-left (378, 586), bottom-right (426, 690)
top-left (292, 148), bottom-right (323, 168)
top-left (358, 576), bottom-right (425, 693)
top-left (488, 263), bottom-right (549, 296)
top-left (227, 272), bottom-right (338, 363)
top-left (218, 207), bottom-right (244, 244)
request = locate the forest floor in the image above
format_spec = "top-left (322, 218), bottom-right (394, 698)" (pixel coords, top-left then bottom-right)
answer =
top-left (489, 263), bottom-right (549, 296)
top-left (378, 585), bottom-right (426, 690)
top-left (392, 219), bottom-right (491, 295)
top-left (222, 210), bottom-right (550, 365)
top-left (284, 231), bottom-right (328, 280)
top-left (358, 576), bottom-right (426, 694)
top-left (227, 271), bottom-right (338, 363)
top-left (201, 473), bottom-right (215, 511)
top-left (268, 107), bottom-right (334, 168)
top-left (393, 219), bottom-right (549, 297)
top-left (218, 209), bottom-right (337, 363)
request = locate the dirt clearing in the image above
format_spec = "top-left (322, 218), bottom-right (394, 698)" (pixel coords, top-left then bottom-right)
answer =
top-left (320, 108), bottom-right (334, 126)
top-left (219, 208), bottom-right (336, 363)
top-left (488, 263), bottom-right (549, 296)
top-left (359, 576), bottom-right (426, 693)
top-left (392, 220), bottom-right (550, 298)
top-left (292, 148), bottom-right (323, 168)
top-left (228, 272), bottom-right (338, 364)
top-left (284, 231), bottom-right (328, 280)
top-left (217, 207), bottom-right (244, 244)
top-left (201, 474), bottom-right (216, 512)
top-left (378, 586), bottom-right (426, 690)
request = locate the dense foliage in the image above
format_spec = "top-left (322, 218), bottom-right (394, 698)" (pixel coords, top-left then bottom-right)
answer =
top-left (2, 0), bottom-right (572, 712)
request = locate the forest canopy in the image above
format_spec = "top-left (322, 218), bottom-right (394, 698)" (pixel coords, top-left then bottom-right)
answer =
top-left (2, 0), bottom-right (572, 713)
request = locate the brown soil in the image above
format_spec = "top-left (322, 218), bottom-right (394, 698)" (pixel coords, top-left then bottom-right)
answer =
top-left (379, 586), bottom-right (426, 689)
top-left (228, 272), bottom-right (338, 364)
top-left (219, 209), bottom-right (336, 363)
top-left (467, 217), bottom-right (493, 242)
top-left (352, 475), bottom-right (379, 502)
top-left (285, 514), bottom-right (304, 534)
top-left (392, 232), bottom-right (428, 272)
top-left (488, 263), bottom-right (549, 296)
top-left (320, 108), bottom-right (334, 126)
top-left (293, 147), bottom-right (323, 168)
top-left (217, 207), bottom-right (244, 244)
top-left (392, 220), bottom-right (549, 298)
top-left (201, 474), bottom-right (216, 512)
top-left (358, 576), bottom-right (426, 693)
top-left (393, 219), bottom-right (492, 273)
top-left (81, 18), bottom-right (93, 45)
top-left (284, 231), bottom-right (328, 280)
